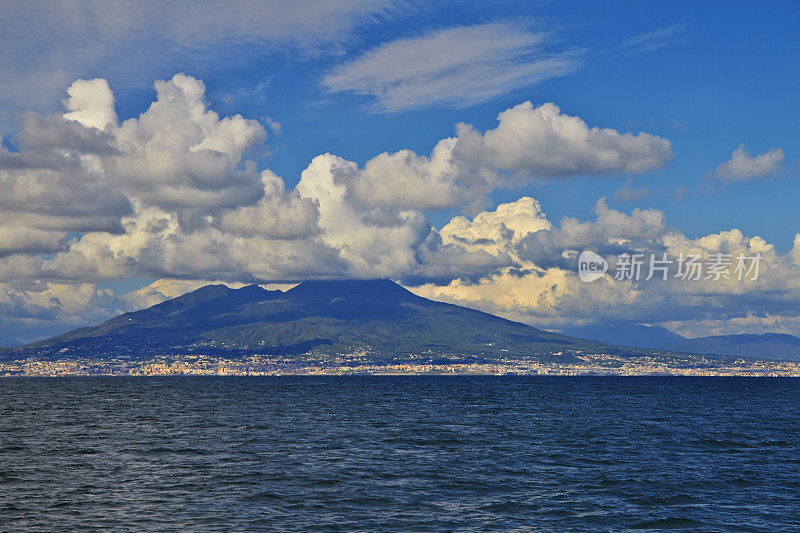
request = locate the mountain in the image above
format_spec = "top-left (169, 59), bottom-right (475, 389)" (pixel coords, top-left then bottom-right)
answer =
top-left (561, 324), bottom-right (686, 350)
top-left (668, 333), bottom-right (800, 361)
top-left (0, 335), bottom-right (22, 349)
top-left (5, 279), bottom-right (648, 363)
top-left (560, 324), bottom-right (800, 361)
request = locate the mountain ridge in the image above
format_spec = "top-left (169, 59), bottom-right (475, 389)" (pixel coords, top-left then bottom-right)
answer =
top-left (561, 324), bottom-right (686, 350)
top-left (6, 279), bottom-right (645, 363)
top-left (561, 324), bottom-right (800, 361)
top-left (668, 333), bottom-right (800, 361)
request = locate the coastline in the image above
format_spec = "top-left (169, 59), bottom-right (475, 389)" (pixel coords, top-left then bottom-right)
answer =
top-left (3, 354), bottom-right (800, 377)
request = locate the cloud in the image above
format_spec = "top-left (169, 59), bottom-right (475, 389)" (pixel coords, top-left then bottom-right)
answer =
top-left (322, 22), bottom-right (580, 112)
top-left (438, 197), bottom-right (551, 259)
top-left (296, 153), bottom-right (432, 277)
top-left (0, 74), bottom-right (274, 256)
top-left (349, 138), bottom-right (480, 210)
top-left (714, 143), bottom-right (784, 181)
top-left (107, 74), bottom-right (268, 216)
top-left (611, 179), bottom-right (649, 202)
top-left (63, 78), bottom-right (117, 130)
top-left (0, 111), bottom-right (131, 244)
top-left (410, 199), bottom-right (800, 337)
top-left (0, 0), bottom-right (392, 124)
top-left (618, 24), bottom-right (687, 55)
top-left (0, 226), bottom-right (70, 258)
top-left (454, 102), bottom-right (673, 176)
top-left (218, 171), bottom-right (319, 239)
top-left (0, 76), bottom-right (673, 320)
top-left (264, 117), bottom-right (282, 137)
top-left (348, 102), bottom-right (673, 211)
top-left (0, 281), bottom-right (128, 344)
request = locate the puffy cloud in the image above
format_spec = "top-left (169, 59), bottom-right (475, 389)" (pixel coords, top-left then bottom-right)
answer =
top-left (344, 102), bottom-right (672, 212)
top-left (0, 112), bottom-right (131, 254)
top-left (410, 198), bottom-right (800, 338)
top-left (322, 23), bottom-right (579, 112)
top-left (454, 102), bottom-right (673, 176)
top-left (296, 154), bottom-right (431, 277)
top-left (63, 78), bottom-right (117, 130)
top-left (43, 203), bottom-right (340, 283)
top-left (0, 160), bottom-right (129, 235)
top-left (0, 74), bottom-right (272, 255)
top-left (18, 111), bottom-right (117, 155)
top-left (348, 138), bottom-right (494, 211)
top-left (790, 234), bottom-right (800, 266)
top-left (8, 74), bottom-right (277, 218)
top-left (0, 74), bottom-right (332, 281)
top-left (0, 226), bottom-right (69, 258)
top-left (0, 281), bottom-right (127, 344)
top-left (108, 74), bottom-right (267, 215)
top-left (402, 197), bottom-right (551, 284)
top-left (714, 143), bottom-right (784, 181)
top-left (411, 196), bottom-right (667, 324)
top-left (439, 197), bottom-right (551, 259)
top-left (218, 171), bottom-right (319, 239)
top-left (515, 198), bottom-right (671, 269)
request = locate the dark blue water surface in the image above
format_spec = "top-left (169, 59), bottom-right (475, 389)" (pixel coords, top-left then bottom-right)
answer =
top-left (1, 376), bottom-right (799, 532)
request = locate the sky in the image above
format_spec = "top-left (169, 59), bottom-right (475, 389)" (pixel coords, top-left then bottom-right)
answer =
top-left (0, 0), bottom-right (799, 345)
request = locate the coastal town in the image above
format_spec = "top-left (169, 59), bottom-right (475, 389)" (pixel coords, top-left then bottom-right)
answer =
top-left (3, 351), bottom-right (799, 377)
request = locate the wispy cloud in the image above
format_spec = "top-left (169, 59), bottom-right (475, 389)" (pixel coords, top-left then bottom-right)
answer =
top-left (0, 0), bottom-right (393, 124)
top-left (618, 23), bottom-right (688, 55)
top-left (611, 179), bottom-right (649, 203)
top-left (218, 78), bottom-right (273, 105)
top-left (321, 22), bottom-right (581, 112)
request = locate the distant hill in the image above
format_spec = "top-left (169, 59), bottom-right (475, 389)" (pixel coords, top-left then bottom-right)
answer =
top-left (561, 324), bottom-right (686, 350)
top-left (0, 336), bottom-right (22, 349)
top-left (5, 279), bottom-right (650, 363)
top-left (668, 333), bottom-right (800, 361)
top-left (560, 325), bottom-right (800, 361)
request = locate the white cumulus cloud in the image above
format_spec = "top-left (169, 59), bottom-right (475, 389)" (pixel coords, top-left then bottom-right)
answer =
top-left (347, 102), bottom-right (673, 211)
top-left (714, 143), bottom-right (784, 181)
top-left (454, 102), bottom-right (674, 176)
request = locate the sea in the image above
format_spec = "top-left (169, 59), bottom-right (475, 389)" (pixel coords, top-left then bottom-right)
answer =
top-left (1, 376), bottom-right (798, 532)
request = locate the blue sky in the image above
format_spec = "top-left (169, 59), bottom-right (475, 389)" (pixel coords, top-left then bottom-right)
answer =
top-left (1, 0), bottom-right (799, 343)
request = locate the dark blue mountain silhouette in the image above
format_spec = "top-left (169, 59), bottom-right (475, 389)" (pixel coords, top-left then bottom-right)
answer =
top-left (7, 279), bottom-right (639, 362)
top-left (562, 324), bottom-right (685, 350)
top-left (668, 333), bottom-right (800, 361)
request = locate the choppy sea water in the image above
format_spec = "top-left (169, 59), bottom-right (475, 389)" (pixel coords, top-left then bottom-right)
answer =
top-left (1, 376), bottom-right (799, 532)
